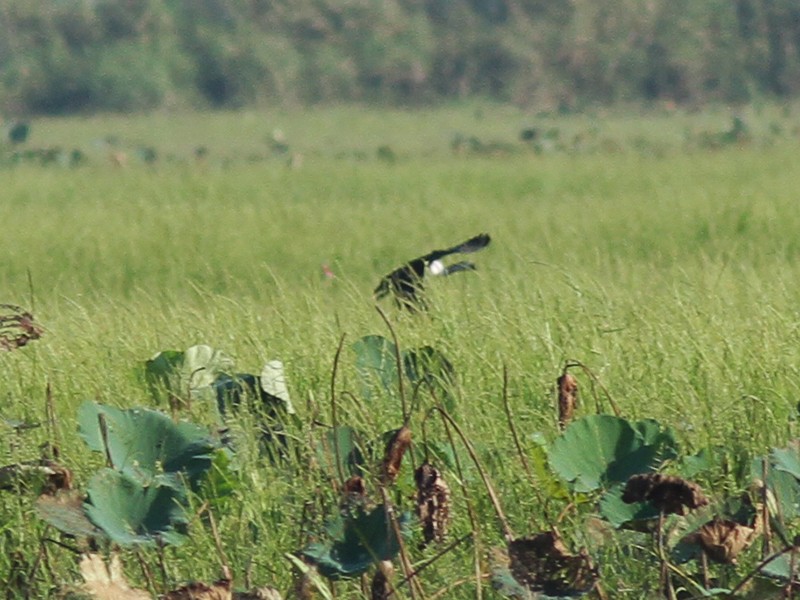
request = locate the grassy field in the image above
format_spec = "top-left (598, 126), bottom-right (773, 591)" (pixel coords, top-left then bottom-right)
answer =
top-left (2, 103), bottom-right (800, 598)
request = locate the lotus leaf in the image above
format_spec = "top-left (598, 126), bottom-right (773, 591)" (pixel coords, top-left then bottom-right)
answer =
top-left (301, 505), bottom-right (411, 579)
top-left (84, 469), bottom-right (187, 546)
top-left (145, 345), bottom-right (234, 403)
top-left (771, 441), bottom-right (800, 481)
top-left (260, 360), bottom-right (295, 414)
top-left (548, 415), bottom-right (678, 493)
top-left (315, 426), bottom-right (366, 478)
top-left (599, 485), bottom-right (660, 529)
top-left (78, 401), bottom-right (218, 488)
top-left (36, 490), bottom-right (103, 538)
top-left (352, 335), bottom-right (399, 397)
top-left (144, 350), bottom-right (184, 403)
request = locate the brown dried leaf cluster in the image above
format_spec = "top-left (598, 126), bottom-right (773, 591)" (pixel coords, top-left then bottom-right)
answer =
top-left (685, 517), bottom-right (760, 564)
top-left (79, 553), bottom-right (150, 600)
top-left (622, 473), bottom-right (709, 515)
top-left (507, 531), bottom-right (599, 597)
top-left (0, 304), bottom-right (43, 351)
top-left (556, 372), bottom-right (578, 429)
top-left (414, 462), bottom-right (451, 547)
top-left (381, 425), bottom-right (412, 485)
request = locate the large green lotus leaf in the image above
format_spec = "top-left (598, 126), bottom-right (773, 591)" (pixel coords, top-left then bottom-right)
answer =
top-left (78, 402), bottom-right (218, 487)
top-left (144, 345), bottom-right (234, 403)
top-left (548, 415), bottom-right (677, 493)
top-left (260, 360), bottom-right (296, 414)
top-left (760, 552), bottom-right (797, 583)
top-left (751, 453), bottom-right (800, 522)
top-left (631, 419), bottom-right (679, 462)
top-left (315, 426), bottom-right (367, 478)
top-left (35, 490), bottom-right (104, 538)
top-left (144, 350), bottom-right (184, 403)
top-left (599, 484), bottom-right (660, 528)
top-left (84, 469), bottom-right (187, 547)
top-left (403, 345), bottom-right (456, 408)
top-left (771, 442), bottom-right (800, 480)
top-left (184, 344), bottom-right (235, 390)
top-left (352, 335), bottom-right (398, 397)
top-left (301, 505), bottom-right (411, 579)
top-left (491, 563), bottom-right (537, 599)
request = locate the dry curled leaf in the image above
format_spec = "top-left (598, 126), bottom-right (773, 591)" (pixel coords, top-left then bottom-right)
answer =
top-left (162, 578), bottom-right (232, 600)
top-left (0, 459), bottom-right (72, 495)
top-left (79, 553), bottom-right (150, 600)
top-left (686, 517), bottom-right (759, 564)
top-left (415, 462), bottom-right (451, 547)
top-left (556, 372), bottom-right (578, 430)
top-left (381, 425), bottom-right (412, 485)
top-left (507, 531), bottom-right (599, 597)
top-left (622, 473), bottom-right (709, 515)
top-left (340, 475), bottom-right (370, 512)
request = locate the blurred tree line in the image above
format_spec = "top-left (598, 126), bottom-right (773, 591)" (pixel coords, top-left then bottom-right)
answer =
top-left (1, 0), bottom-right (799, 114)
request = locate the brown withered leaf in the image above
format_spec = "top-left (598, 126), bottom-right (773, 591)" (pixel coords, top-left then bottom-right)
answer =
top-left (342, 474), bottom-right (366, 497)
top-left (507, 531), bottom-right (599, 597)
top-left (622, 473), bottom-right (708, 515)
top-left (340, 475), bottom-right (371, 512)
top-left (162, 578), bottom-right (232, 600)
top-left (556, 372), bottom-right (578, 430)
top-left (79, 553), bottom-right (150, 600)
top-left (686, 518), bottom-right (759, 564)
top-left (415, 462), bottom-right (451, 547)
top-left (36, 489), bottom-right (103, 538)
top-left (381, 425), bottom-right (412, 485)
top-left (0, 459), bottom-right (72, 495)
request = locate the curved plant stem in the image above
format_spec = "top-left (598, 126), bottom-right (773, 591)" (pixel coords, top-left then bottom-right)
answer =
top-left (727, 544), bottom-right (795, 597)
top-left (438, 412), bottom-right (483, 600)
top-left (499, 365), bottom-right (550, 525)
top-left (761, 456), bottom-right (772, 559)
top-left (388, 533), bottom-right (473, 598)
top-left (434, 407), bottom-right (513, 542)
top-left (378, 485), bottom-right (423, 600)
top-left (428, 574), bottom-right (490, 600)
top-left (376, 305), bottom-right (408, 420)
top-left (329, 334), bottom-right (346, 486)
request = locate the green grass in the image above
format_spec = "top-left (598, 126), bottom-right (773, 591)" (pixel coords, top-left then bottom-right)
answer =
top-left (2, 104), bottom-right (800, 598)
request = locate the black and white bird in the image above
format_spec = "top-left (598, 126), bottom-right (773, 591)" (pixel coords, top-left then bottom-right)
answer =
top-left (374, 233), bottom-right (491, 310)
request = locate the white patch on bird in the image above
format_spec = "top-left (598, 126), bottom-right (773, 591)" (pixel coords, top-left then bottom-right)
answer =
top-left (429, 260), bottom-right (445, 276)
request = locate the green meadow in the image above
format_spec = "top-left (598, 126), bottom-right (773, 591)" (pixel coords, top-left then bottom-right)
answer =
top-left (2, 104), bottom-right (800, 598)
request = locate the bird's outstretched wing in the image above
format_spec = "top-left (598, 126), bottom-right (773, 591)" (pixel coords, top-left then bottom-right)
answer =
top-left (422, 233), bottom-right (491, 263)
top-left (439, 260), bottom-right (477, 275)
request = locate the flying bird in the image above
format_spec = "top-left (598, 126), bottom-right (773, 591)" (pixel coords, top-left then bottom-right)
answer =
top-left (374, 233), bottom-right (491, 310)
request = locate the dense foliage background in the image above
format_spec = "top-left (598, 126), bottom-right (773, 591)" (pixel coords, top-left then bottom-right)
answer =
top-left (2, 0), bottom-right (800, 115)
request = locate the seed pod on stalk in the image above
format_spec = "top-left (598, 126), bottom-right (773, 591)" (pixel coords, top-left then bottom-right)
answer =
top-left (414, 462), bottom-right (451, 547)
top-left (381, 425), bottom-right (412, 485)
top-left (557, 371), bottom-right (578, 430)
